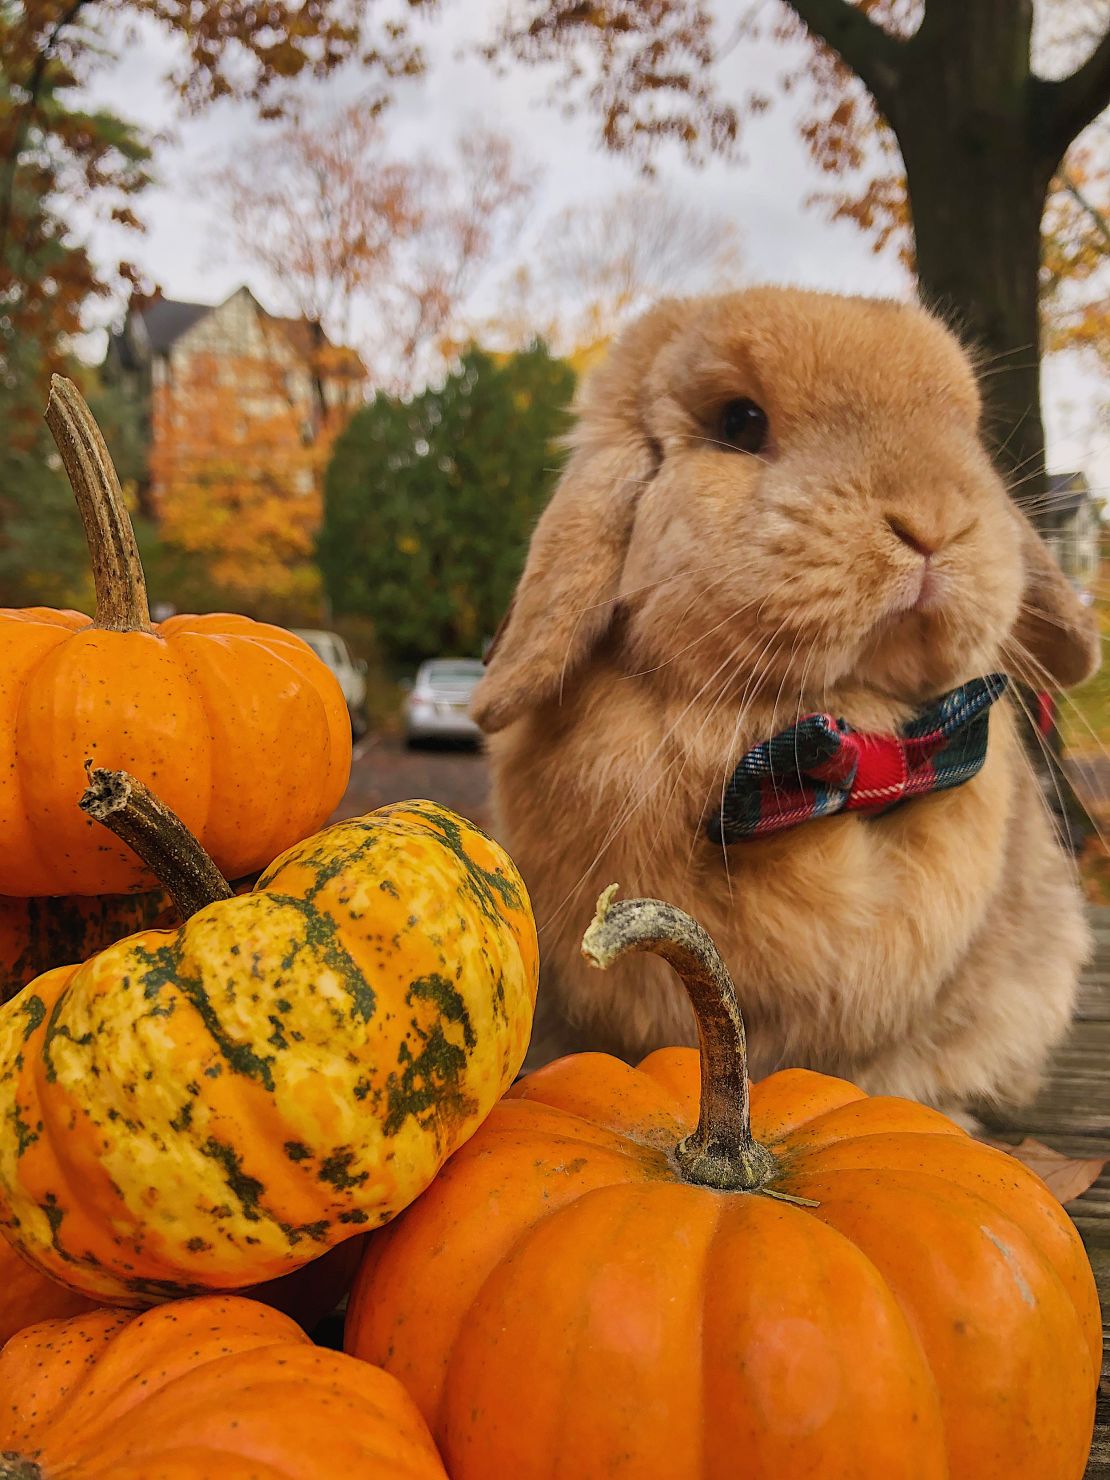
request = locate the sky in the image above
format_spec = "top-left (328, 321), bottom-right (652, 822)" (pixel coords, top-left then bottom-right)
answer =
top-left (74, 2), bottom-right (1108, 492)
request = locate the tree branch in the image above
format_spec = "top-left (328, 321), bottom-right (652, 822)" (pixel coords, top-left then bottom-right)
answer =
top-left (782, 0), bottom-right (909, 123)
top-left (1041, 25), bottom-right (1110, 163)
top-left (1059, 168), bottom-right (1110, 250)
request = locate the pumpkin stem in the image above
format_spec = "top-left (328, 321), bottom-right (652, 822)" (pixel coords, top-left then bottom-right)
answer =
top-left (0, 1454), bottom-right (45, 1480)
top-left (44, 376), bottom-right (153, 634)
top-left (79, 767), bottom-right (233, 920)
top-left (581, 889), bottom-right (778, 1193)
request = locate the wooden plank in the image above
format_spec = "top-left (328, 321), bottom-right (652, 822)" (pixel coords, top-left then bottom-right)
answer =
top-left (978, 914), bottom-right (1110, 1478)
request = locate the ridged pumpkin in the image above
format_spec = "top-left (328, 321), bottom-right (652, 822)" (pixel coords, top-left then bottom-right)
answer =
top-left (0, 891), bottom-right (170, 1004)
top-left (0, 781), bottom-right (537, 1304)
top-left (0, 1228), bottom-right (364, 1348)
top-left (0, 1238), bottom-right (99, 1348)
top-left (0, 377), bottom-right (350, 896)
top-left (345, 891), bottom-right (1101, 1480)
top-left (0, 1295), bottom-right (447, 1480)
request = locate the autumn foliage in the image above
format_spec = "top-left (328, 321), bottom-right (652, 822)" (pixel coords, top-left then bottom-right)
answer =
top-left (214, 107), bottom-right (535, 395)
top-left (148, 349), bottom-right (349, 618)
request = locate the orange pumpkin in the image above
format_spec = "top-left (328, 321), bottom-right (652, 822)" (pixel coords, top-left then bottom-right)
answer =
top-left (0, 377), bottom-right (350, 896)
top-left (346, 890), bottom-right (1101, 1480)
top-left (0, 1238), bottom-right (99, 1347)
top-left (0, 1231), bottom-right (362, 1349)
top-left (0, 1295), bottom-right (447, 1479)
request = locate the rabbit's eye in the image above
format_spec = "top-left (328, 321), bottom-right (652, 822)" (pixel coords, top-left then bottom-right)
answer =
top-left (720, 398), bottom-right (768, 454)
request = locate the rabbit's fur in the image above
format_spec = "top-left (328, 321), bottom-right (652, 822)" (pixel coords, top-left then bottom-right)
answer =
top-left (473, 288), bottom-right (1100, 1113)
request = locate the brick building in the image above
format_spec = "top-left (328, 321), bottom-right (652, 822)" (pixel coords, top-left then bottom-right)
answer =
top-left (105, 286), bottom-right (365, 516)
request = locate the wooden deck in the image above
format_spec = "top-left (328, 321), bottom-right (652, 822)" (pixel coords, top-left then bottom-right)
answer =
top-left (979, 907), bottom-right (1110, 1477)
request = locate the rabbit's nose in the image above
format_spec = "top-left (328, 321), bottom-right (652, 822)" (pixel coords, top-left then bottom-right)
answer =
top-left (885, 514), bottom-right (936, 558)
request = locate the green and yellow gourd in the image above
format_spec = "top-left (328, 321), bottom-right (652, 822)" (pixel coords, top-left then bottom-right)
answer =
top-left (0, 775), bottom-right (537, 1304)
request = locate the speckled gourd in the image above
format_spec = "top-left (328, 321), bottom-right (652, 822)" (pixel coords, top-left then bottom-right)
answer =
top-left (0, 782), bottom-right (537, 1304)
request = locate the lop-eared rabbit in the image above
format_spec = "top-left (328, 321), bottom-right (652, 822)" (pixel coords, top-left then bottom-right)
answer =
top-left (473, 288), bottom-right (1099, 1114)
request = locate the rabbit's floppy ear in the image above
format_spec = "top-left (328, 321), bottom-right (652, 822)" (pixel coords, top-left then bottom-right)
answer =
top-left (1009, 502), bottom-right (1100, 688)
top-left (472, 302), bottom-right (685, 733)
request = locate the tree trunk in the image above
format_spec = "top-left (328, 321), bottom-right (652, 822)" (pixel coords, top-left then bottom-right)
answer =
top-left (786, 0), bottom-right (1108, 851)
top-left (888, 0), bottom-right (1090, 848)
top-left (888, 0), bottom-right (1056, 511)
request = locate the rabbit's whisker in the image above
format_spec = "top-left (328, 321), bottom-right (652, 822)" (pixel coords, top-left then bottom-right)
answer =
top-left (1004, 637), bottom-right (1110, 791)
top-left (541, 604), bottom-right (796, 941)
top-left (537, 638), bottom-right (750, 938)
top-left (975, 340), bottom-right (1038, 367)
top-left (1001, 668), bottom-right (1095, 874)
top-left (714, 626), bottom-right (795, 904)
top-left (651, 658), bottom-right (739, 857)
top-left (571, 570), bottom-right (686, 614)
top-left (622, 575), bottom-right (794, 679)
top-left (1018, 599), bottom-right (1106, 638)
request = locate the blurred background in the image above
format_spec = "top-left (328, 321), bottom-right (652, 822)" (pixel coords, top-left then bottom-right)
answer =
top-left (1, 0), bottom-right (1108, 875)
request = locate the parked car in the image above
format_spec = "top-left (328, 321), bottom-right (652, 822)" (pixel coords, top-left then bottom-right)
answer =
top-left (403, 659), bottom-right (484, 747)
top-left (290, 629), bottom-right (368, 737)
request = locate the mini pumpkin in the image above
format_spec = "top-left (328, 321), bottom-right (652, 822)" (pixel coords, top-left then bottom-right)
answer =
top-left (0, 776), bottom-right (537, 1303)
top-left (345, 890), bottom-right (1101, 1480)
top-left (0, 377), bottom-right (350, 896)
top-left (0, 1238), bottom-right (98, 1348)
top-left (0, 890), bottom-right (170, 1004)
top-left (0, 1295), bottom-right (447, 1479)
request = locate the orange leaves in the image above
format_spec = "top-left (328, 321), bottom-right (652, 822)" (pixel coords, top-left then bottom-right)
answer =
top-left (483, 0), bottom-right (738, 166)
top-left (1041, 140), bottom-right (1110, 372)
top-left (130, 1), bottom-right (425, 113)
top-left (149, 347), bottom-right (347, 615)
top-left (982, 1137), bottom-right (1108, 1207)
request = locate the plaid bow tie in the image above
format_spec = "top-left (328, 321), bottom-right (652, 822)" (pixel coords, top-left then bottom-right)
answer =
top-left (708, 674), bottom-right (1010, 844)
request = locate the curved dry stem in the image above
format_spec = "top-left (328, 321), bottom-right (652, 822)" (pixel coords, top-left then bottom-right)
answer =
top-left (45, 375), bottom-right (152, 633)
top-left (80, 767), bottom-right (232, 921)
top-left (0, 1454), bottom-right (45, 1480)
top-left (581, 888), bottom-right (778, 1192)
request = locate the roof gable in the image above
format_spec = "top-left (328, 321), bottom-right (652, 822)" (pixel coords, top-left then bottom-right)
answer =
top-left (113, 286), bottom-right (365, 380)
top-left (139, 298), bottom-right (213, 353)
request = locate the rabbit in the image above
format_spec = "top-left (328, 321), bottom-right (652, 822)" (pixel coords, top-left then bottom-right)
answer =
top-left (471, 286), bottom-right (1101, 1116)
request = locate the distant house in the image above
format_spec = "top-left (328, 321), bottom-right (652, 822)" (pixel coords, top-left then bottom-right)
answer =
top-left (1040, 471), bottom-right (1101, 590)
top-left (104, 286), bottom-right (365, 515)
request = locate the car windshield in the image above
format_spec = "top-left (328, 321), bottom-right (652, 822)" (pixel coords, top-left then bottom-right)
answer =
top-left (419, 661), bottom-right (483, 686)
top-left (294, 631), bottom-right (344, 666)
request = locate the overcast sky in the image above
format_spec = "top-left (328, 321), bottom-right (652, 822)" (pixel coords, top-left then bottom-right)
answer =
top-left (75, 2), bottom-right (1107, 491)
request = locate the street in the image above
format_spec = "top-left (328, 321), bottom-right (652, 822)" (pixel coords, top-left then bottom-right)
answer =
top-left (332, 735), bottom-right (492, 834)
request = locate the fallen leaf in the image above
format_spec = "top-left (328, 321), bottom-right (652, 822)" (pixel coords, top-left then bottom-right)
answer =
top-left (979, 1137), bottom-right (1107, 1206)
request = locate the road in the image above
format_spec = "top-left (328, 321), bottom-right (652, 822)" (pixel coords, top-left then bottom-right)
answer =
top-left (332, 735), bottom-right (492, 834)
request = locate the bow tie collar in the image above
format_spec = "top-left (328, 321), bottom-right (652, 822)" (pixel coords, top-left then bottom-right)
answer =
top-left (708, 674), bottom-right (1010, 845)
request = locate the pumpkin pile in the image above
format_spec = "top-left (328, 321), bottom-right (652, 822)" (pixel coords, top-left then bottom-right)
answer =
top-left (0, 384), bottom-right (1100, 1479)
